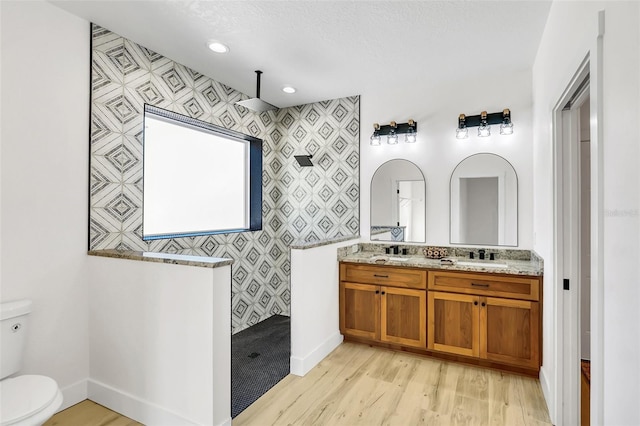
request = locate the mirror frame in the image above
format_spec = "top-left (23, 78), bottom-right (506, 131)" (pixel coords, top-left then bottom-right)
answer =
top-left (449, 153), bottom-right (518, 246)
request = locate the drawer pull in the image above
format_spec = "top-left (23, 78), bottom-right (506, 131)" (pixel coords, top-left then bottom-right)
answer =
top-left (374, 274), bottom-right (389, 278)
top-left (471, 283), bottom-right (490, 288)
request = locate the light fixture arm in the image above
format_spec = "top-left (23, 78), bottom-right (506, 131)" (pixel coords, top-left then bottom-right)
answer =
top-left (255, 70), bottom-right (263, 98)
top-left (373, 120), bottom-right (418, 137)
top-left (457, 110), bottom-right (512, 128)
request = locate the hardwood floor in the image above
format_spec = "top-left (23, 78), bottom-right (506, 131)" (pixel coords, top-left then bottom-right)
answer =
top-left (43, 400), bottom-right (142, 426)
top-left (44, 343), bottom-right (551, 426)
top-left (235, 342), bottom-right (552, 425)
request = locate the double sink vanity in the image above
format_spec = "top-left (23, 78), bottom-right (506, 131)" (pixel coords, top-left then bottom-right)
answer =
top-left (338, 244), bottom-right (543, 375)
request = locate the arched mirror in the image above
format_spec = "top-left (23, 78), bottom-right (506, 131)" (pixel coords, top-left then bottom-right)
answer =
top-left (371, 159), bottom-right (426, 243)
top-left (450, 153), bottom-right (517, 246)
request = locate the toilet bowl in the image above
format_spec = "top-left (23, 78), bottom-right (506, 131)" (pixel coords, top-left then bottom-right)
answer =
top-left (0, 300), bottom-right (63, 426)
top-left (0, 375), bottom-right (63, 426)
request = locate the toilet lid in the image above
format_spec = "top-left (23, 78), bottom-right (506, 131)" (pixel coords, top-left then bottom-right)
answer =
top-left (0, 375), bottom-right (60, 425)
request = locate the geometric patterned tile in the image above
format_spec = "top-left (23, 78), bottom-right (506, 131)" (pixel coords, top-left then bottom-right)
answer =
top-left (90, 25), bottom-right (360, 335)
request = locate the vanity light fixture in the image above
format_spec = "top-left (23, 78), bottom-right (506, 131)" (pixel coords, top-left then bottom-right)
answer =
top-left (478, 111), bottom-right (491, 137)
top-left (405, 119), bottom-right (417, 143)
top-left (370, 120), bottom-right (418, 146)
top-left (455, 109), bottom-right (513, 139)
top-left (456, 114), bottom-right (469, 139)
top-left (387, 121), bottom-right (399, 144)
top-left (207, 41), bottom-right (229, 53)
top-left (370, 123), bottom-right (382, 146)
top-left (500, 108), bottom-right (514, 135)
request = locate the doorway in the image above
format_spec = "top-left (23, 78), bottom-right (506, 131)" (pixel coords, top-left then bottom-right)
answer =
top-left (396, 179), bottom-right (425, 242)
top-left (554, 59), bottom-right (597, 426)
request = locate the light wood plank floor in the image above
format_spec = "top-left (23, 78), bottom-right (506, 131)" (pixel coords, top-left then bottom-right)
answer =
top-left (43, 400), bottom-right (142, 426)
top-left (43, 343), bottom-right (551, 426)
top-left (235, 342), bottom-right (552, 426)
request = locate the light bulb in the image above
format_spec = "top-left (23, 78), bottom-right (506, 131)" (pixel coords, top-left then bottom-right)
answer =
top-left (500, 121), bottom-right (514, 135)
top-left (456, 127), bottom-right (468, 139)
top-left (405, 132), bottom-right (417, 143)
top-left (478, 123), bottom-right (491, 137)
top-left (370, 134), bottom-right (381, 146)
top-left (387, 133), bottom-right (398, 144)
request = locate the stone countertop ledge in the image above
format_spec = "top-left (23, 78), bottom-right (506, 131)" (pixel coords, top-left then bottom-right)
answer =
top-left (88, 249), bottom-right (234, 269)
top-left (338, 252), bottom-right (543, 276)
top-left (290, 234), bottom-right (360, 250)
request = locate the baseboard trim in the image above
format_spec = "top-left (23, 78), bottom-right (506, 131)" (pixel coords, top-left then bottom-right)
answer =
top-left (539, 365), bottom-right (555, 424)
top-left (290, 332), bottom-right (343, 376)
top-left (218, 417), bottom-right (232, 426)
top-left (87, 379), bottom-right (201, 425)
top-left (59, 379), bottom-right (88, 411)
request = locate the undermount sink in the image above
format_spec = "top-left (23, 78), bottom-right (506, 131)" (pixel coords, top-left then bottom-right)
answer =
top-left (457, 261), bottom-right (508, 269)
top-left (369, 255), bottom-right (410, 262)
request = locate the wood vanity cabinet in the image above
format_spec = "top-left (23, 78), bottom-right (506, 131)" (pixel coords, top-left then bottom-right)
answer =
top-left (427, 270), bottom-right (541, 370)
top-left (339, 263), bottom-right (427, 348)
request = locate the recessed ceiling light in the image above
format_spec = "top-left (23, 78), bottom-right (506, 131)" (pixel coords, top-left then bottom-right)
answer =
top-left (207, 41), bottom-right (229, 54)
top-left (282, 86), bottom-right (296, 94)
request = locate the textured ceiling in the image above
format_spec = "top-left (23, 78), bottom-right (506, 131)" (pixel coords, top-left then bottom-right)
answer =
top-left (51, 0), bottom-right (552, 108)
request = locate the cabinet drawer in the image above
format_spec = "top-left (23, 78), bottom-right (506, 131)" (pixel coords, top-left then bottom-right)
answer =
top-left (428, 271), bottom-right (540, 301)
top-left (340, 263), bottom-right (427, 289)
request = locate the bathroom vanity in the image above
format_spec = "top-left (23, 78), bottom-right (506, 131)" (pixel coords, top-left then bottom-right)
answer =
top-left (338, 247), bottom-right (543, 375)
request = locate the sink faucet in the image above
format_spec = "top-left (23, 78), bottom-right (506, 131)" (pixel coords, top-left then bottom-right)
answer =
top-left (478, 249), bottom-right (486, 260)
top-left (390, 245), bottom-right (399, 255)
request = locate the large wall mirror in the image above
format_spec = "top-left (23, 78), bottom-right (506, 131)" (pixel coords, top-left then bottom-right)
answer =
top-left (371, 159), bottom-right (426, 243)
top-left (450, 153), bottom-right (517, 246)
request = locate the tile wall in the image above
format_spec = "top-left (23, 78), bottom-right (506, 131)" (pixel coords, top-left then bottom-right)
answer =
top-left (89, 25), bottom-right (360, 332)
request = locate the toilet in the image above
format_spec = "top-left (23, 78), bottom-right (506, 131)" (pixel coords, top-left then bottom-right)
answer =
top-left (0, 300), bottom-right (63, 426)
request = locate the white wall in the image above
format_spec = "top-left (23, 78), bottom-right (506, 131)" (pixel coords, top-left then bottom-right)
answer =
top-left (360, 70), bottom-right (534, 248)
top-left (89, 256), bottom-right (231, 426)
top-left (0, 0), bottom-right (90, 409)
top-left (290, 238), bottom-right (359, 376)
top-left (533, 2), bottom-right (640, 424)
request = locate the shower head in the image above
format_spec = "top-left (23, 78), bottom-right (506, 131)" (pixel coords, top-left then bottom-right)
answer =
top-left (235, 70), bottom-right (278, 112)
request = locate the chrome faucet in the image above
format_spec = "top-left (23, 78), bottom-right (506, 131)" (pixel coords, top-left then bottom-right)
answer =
top-left (478, 249), bottom-right (486, 260)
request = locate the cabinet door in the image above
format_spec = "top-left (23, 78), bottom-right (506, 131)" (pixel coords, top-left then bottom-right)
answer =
top-left (340, 282), bottom-right (380, 340)
top-left (380, 287), bottom-right (426, 348)
top-left (428, 291), bottom-right (479, 357)
top-left (480, 297), bottom-right (540, 369)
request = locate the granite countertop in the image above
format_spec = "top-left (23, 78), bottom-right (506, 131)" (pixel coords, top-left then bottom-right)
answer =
top-left (290, 235), bottom-right (360, 250)
top-left (338, 251), bottom-right (543, 276)
top-left (88, 249), bottom-right (234, 269)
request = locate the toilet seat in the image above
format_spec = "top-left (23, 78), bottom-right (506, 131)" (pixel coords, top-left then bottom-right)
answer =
top-left (0, 375), bottom-right (63, 426)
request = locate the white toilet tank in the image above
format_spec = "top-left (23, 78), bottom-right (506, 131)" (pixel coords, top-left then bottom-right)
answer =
top-left (0, 299), bottom-right (32, 380)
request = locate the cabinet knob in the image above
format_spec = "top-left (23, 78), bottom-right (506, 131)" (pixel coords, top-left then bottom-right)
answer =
top-left (474, 301), bottom-right (478, 306)
top-left (375, 290), bottom-right (380, 294)
top-left (381, 291), bottom-right (386, 295)
top-left (481, 302), bottom-right (486, 307)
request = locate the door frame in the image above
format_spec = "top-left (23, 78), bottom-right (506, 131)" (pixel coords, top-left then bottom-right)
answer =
top-left (554, 69), bottom-right (588, 425)
top-left (552, 11), bottom-right (605, 424)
